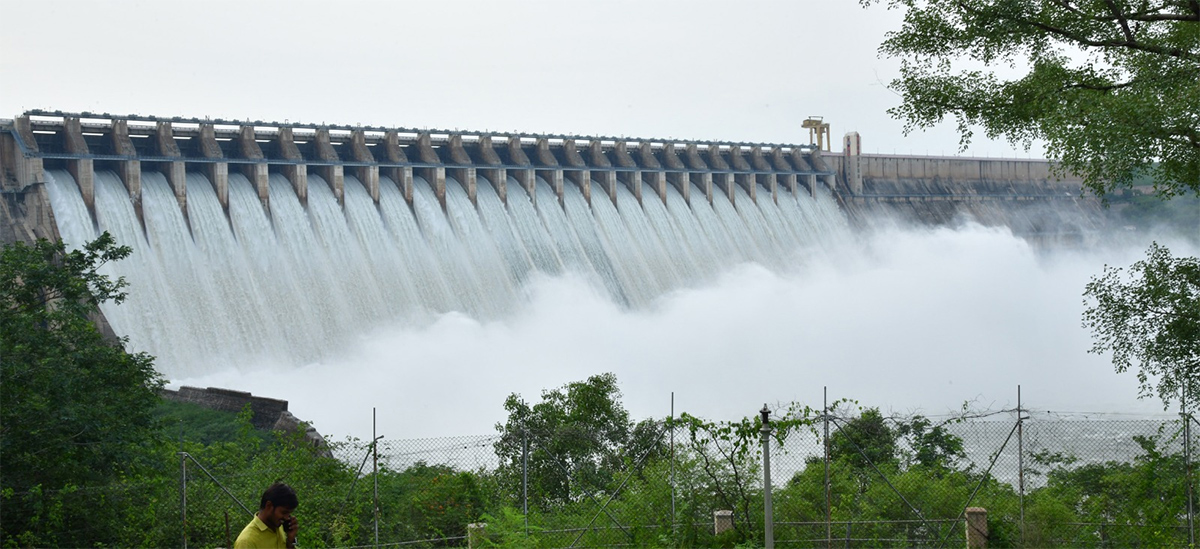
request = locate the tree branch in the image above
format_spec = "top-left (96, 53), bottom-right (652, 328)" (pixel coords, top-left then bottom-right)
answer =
top-left (951, 0), bottom-right (1200, 62)
top-left (1017, 16), bottom-right (1199, 62)
top-left (1143, 305), bottom-right (1200, 321)
top-left (1120, 0), bottom-right (1200, 21)
top-left (1064, 0), bottom-right (1199, 22)
top-left (1103, 0), bottom-right (1138, 43)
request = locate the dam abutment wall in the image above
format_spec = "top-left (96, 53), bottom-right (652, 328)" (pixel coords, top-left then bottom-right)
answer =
top-left (825, 152), bottom-right (1101, 241)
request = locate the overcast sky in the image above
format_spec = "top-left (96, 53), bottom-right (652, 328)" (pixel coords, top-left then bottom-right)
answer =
top-left (1, 0), bottom-right (1043, 158)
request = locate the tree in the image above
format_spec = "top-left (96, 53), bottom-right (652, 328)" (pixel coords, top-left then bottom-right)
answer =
top-left (864, 0), bottom-right (1200, 198)
top-left (830, 408), bottom-right (899, 471)
top-left (373, 461), bottom-right (491, 544)
top-left (493, 373), bottom-right (654, 510)
top-left (783, 408), bottom-right (997, 547)
top-left (1025, 429), bottom-right (1195, 547)
top-left (1, 234), bottom-right (164, 546)
top-left (897, 415), bottom-right (966, 470)
top-left (827, 409), bottom-right (966, 473)
top-left (1084, 242), bottom-right (1200, 410)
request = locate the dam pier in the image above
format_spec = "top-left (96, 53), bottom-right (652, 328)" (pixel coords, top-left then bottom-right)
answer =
top-left (1, 111), bottom-right (1095, 245)
top-left (2, 112), bottom-right (839, 242)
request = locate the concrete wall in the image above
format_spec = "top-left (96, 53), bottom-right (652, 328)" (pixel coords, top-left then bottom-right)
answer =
top-left (824, 153), bottom-right (1078, 194)
top-left (161, 386), bottom-right (328, 450)
top-left (823, 153), bottom-right (1105, 245)
top-left (851, 155), bottom-right (1056, 182)
top-left (163, 386), bottom-right (288, 430)
top-left (1, 130), bottom-right (58, 245)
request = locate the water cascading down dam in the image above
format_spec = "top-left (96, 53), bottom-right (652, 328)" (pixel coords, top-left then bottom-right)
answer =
top-left (0, 112), bottom-right (1104, 377)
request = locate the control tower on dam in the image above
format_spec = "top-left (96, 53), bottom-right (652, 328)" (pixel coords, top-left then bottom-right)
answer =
top-left (1, 111), bottom-right (1101, 245)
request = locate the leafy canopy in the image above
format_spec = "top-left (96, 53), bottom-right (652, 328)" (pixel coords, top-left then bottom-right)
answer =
top-left (493, 373), bottom-right (662, 510)
top-left (1084, 242), bottom-right (1200, 410)
top-left (1, 233), bottom-right (164, 546)
top-left (865, 0), bottom-right (1200, 198)
top-left (830, 408), bottom-right (899, 470)
top-left (493, 373), bottom-right (631, 508)
top-left (828, 408), bottom-right (966, 472)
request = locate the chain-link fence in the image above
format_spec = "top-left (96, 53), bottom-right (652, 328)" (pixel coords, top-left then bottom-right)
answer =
top-left (160, 407), bottom-right (1200, 548)
top-left (758, 407), bottom-right (1199, 548)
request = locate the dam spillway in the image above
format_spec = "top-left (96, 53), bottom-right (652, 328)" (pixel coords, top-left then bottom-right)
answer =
top-left (0, 112), bottom-right (1104, 378)
top-left (1, 112), bottom-right (860, 377)
top-left (3, 111), bottom-right (838, 217)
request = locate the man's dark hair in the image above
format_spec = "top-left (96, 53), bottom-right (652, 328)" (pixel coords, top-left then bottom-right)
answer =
top-left (260, 482), bottom-right (299, 510)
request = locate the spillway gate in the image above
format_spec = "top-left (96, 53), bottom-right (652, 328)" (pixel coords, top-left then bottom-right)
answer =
top-left (2, 111), bottom-right (836, 225)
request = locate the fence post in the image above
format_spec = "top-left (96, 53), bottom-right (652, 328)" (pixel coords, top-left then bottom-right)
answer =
top-left (671, 392), bottom-right (677, 544)
top-left (761, 404), bottom-right (774, 549)
top-left (522, 426), bottom-right (529, 539)
top-left (714, 510), bottom-right (735, 535)
top-left (965, 507), bottom-right (987, 548)
top-left (1185, 400), bottom-right (1194, 546)
top-left (373, 409), bottom-right (379, 549)
top-left (180, 452), bottom-right (187, 549)
top-left (468, 522), bottom-right (487, 548)
top-left (824, 387), bottom-right (832, 548)
top-left (1017, 385), bottom-right (1025, 545)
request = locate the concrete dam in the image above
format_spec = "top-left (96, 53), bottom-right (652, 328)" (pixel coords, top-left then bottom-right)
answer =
top-left (0, 112), bottom-right (1106, 377)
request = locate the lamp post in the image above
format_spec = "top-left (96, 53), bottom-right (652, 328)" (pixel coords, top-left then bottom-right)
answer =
top-left (761, 404), bottom-right (774, 549)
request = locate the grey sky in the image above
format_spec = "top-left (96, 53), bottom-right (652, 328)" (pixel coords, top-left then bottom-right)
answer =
top-left (1, 0), bottom-right (1041, 157)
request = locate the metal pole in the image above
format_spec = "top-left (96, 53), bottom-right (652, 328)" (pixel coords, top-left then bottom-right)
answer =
top-left (761, 404), bottom-right (774, 549)
top-left (523, 426), bottom-right (529, 538)
top-left (374, 408), bottom-right (379, 549)
top-left (179, 417), bottom-right (188, 549)
top-left (1185, 385), bottom-right (1194, 547)
top-left (1180, 409), bottom-right (1190, 546)
top-left (671, 392), bottom-right (677, 544)
top-left (824, 387), bottom-right (831, 548)
top-left (1018, 385), bottom-right (1025, 545)
top-left (180, 451), bottom-right (188, 549)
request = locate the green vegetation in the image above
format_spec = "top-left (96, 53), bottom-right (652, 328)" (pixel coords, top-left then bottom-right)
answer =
top-left (1084, 243), bottom-right (1200, 411)
top-left (863, 0), bottom-right (1200, 199)
top-left (1022, 429), bottom-right (1195, 547)
top-left (493, 372), bottom-right (665, 512)
top-left (155, 399), bottom-right (274, 447)
top-left (780, 409), bottom-right (1020, 547)
top-left (1, 234), bottom-right (163, 548)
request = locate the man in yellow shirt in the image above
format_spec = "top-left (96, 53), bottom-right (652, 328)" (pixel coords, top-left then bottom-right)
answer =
top-left (234, 483), bottom-right (299, 549)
